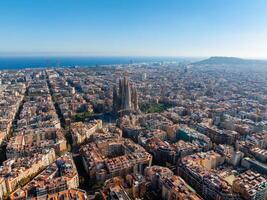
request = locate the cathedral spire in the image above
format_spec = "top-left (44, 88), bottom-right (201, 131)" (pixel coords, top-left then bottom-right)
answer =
top-left (113, 75), bottom-right (139, 113)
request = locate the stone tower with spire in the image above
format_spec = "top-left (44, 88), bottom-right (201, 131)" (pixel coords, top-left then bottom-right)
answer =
top-left (113, 76), bottom-right (139, 113)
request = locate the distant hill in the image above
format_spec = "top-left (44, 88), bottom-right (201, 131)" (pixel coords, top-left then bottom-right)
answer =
top-left (192, 56), bottom-right (267, 66)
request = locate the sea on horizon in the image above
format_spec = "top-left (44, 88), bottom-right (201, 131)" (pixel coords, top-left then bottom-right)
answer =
top-left (0, 56), bottom-right (191, 70)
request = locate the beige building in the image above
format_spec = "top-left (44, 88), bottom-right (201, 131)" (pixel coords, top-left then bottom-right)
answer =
top-left (71, 120), bottom-right (103, 145)
top-left (0, 149), bottom-right (55, 196)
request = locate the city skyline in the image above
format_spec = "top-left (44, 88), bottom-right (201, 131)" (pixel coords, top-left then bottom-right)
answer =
top-left (1, 0), bottom-right (267, 59)
top-left (2, 1), bottom-right (267, 199)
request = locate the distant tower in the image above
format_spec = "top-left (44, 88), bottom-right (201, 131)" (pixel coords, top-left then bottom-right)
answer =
top-left (113, 75), bottom-right (139, 113)
top-left (132, 86), bottom-right (139, 111)
top-left (113, 85), bottom-right (119, 112)
top-left (184, 66), bottom-right (188, 73)
top-left (142, 73), bottom-right (147, 81)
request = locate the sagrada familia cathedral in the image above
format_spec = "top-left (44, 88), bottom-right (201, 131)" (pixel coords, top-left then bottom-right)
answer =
top-left (113, 76), bottom-right (139, 113)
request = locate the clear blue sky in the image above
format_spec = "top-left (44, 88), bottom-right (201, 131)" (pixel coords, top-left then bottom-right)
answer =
top-left (0, 0), bottom-right (267, 58)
